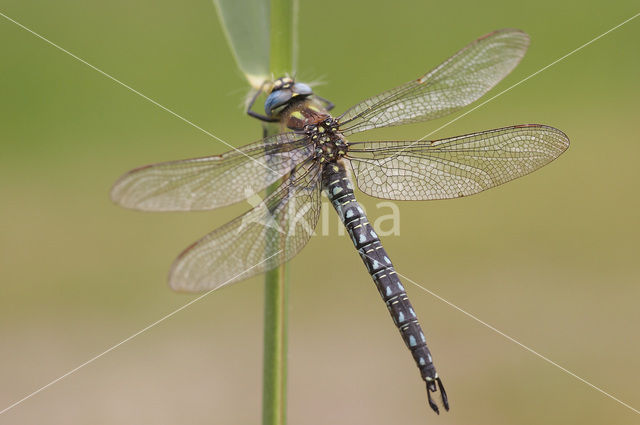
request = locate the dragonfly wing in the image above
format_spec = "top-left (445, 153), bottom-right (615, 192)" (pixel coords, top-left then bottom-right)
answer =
top-left (338, 29), bottom-right (529, 135)
top-left (169, 161), bottom-right (322, 292)
top-left (111, 132), bottom-right (314, 211)
top-left (346, 125), bottom-right (569, 200)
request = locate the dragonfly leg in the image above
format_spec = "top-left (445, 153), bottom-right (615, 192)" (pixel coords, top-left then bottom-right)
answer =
top-left (314, 94), bottom-right (335, 111)
top-left (426, 377), bottom-right (449, 414)
top-left (246, 81), bottom-right (279, 123)
top-left (247, 109), bottom-right (279, 123)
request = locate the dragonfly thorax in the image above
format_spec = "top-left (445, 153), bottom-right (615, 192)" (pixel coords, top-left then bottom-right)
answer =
top-left (304, 117), bottom-right (348, 163)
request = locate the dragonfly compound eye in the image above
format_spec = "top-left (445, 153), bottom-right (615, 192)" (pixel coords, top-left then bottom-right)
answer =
top-left (292, 82), bottom-right (313, 96)
top-left (264, 89), bottom-right (293, 117)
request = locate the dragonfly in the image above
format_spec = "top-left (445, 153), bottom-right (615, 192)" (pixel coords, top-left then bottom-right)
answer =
top-left (111, 29), bottom-right (569, 414)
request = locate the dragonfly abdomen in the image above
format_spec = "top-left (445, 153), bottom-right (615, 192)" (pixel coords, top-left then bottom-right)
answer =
top-left (322, 160), bottom-right (448, 413)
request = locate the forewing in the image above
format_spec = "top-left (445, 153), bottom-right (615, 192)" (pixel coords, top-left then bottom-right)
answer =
top-left (338, 29), bottom-right (529, 135)
top-left (111, 132), bottom-right (313, 211)
top-left (169, 161), bottom-right (322, 292)
top-left (347, 125), bottom-right (569, 200)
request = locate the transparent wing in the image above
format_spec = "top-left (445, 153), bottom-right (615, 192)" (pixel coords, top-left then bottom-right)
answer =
top-left (169, 160), bottom-right (322, 292)
top-left (110, 132), bottom-right (313, 211)
top-left (338, 29), bottom-right (530, 135)
top-left (346, 125), bottom-right (569, 200)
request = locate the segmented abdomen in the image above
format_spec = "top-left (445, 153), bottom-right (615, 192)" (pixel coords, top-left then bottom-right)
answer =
top-left (321, 161), bottom-right (438, 383)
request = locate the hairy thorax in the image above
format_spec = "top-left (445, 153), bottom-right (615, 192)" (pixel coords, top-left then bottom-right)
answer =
top-left (281, 98), bottom-right (349, 163)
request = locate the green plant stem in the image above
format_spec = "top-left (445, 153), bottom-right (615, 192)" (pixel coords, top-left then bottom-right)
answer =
top-left (269, 0), bottom-right (294, 78)
top-left (263, 1), bottom-right (295, 425)
top-left (262, 251), bottom-right (289, 425)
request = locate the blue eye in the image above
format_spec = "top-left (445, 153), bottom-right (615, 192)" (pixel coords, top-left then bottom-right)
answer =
top-left (292, 83), bottom-right (312, 96)
top-left (264, 90), bottom-right (292, 116)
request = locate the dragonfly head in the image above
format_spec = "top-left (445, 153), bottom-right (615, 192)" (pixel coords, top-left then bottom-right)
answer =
top-left (265, 77), bottom-right (313, 117)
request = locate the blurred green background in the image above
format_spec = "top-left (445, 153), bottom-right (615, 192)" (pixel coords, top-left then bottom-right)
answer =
top-left (1, 1), bottom-right (639, 424)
